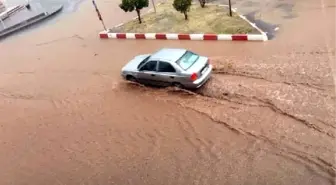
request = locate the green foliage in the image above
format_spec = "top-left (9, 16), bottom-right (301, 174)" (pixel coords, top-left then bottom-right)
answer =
top-left (119, 0), bottom-right (149, 12)
top-left (119, 0), bottom-right (149, 23)
top-left (172, 0), bottom-right (192, 20)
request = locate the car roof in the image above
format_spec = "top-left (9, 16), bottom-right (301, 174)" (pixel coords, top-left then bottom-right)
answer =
top-left (149, 48), bottom-right (187, 63)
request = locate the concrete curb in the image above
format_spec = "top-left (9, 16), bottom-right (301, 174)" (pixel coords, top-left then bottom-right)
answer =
top-left (0, 5), bottom-right (26, 20)
top-left (99, 3), bottom-right (268, 41)
top-left (0, 5), bottom-right (63, 39)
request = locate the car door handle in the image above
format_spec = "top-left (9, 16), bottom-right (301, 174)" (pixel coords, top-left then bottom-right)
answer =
top-left (151, 74), bottom-right (155, 76)
top-left (169, 76), bottom-right (174, 79)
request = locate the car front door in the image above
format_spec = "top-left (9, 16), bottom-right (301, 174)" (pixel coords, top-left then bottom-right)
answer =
top-left (156, 61), bottom-right (179, 86)
top-left (137, 60), bottom-right (160, 86)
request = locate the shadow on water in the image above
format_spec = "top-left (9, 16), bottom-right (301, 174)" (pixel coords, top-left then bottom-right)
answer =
top-left (244, 11), bottom-right (278, 40)
top-left (275, 3), bottom-right (296, 19)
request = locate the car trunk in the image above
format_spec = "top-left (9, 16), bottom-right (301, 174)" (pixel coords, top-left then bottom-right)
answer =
top-left (185, 56), bottom-right (209, 79)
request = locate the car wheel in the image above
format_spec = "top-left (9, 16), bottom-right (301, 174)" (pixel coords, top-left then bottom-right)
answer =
top-left (126, 75), bottom-right (137, 82)
top-left (172, 82), bottom-right (184, 89)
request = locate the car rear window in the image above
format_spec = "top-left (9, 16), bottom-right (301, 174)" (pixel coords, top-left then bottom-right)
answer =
top-left (176, 51), bottom-right (199, 70)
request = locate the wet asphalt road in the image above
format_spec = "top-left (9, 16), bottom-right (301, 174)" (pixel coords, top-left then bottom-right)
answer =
top-left (0, 0), bottom-right (335, 184)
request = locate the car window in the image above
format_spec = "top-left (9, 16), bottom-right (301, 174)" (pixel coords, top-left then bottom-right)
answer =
top-left (140, 61), bottom-right (158, 71)
top-left (176, 51), bottom-right (199, 70)
top-left (158, 62), bottom-right (176, 73)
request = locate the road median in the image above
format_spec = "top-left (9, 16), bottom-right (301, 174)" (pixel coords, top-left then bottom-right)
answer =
top-left (99, 2), bottom-right (268, 41)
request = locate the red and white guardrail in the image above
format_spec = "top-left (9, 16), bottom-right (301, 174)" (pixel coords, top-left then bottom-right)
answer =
top-left (99, 32), bottom-right (268, 41)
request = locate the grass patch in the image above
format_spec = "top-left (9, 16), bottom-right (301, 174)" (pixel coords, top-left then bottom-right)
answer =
top-left (113, 3), bottom-right (259, 34)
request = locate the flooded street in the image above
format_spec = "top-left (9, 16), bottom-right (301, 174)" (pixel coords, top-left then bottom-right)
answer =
top-left (0, 0), bottom-right (335, 184)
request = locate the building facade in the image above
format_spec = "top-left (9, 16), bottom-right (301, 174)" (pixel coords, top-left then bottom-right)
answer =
top-left (0, 1), bottom-right (6, 14)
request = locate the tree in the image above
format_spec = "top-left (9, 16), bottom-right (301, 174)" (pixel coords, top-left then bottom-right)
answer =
top-left (228, 0), bottom-right (232, 17)
top-left (198, 0), bottom-right (206, 8)
top-left (119, 0), bottom-right (149, 24)
top-left (173, 0), bottom-right (192, 20)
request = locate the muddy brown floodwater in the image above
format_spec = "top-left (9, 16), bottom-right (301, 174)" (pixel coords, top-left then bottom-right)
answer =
top-left (0, 0), bottom-right (335, 184)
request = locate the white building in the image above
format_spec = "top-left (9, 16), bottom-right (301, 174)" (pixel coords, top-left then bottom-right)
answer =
top-left (0, 1), bottom-right (6, 14)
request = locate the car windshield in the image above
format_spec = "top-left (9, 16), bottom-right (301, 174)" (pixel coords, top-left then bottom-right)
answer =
top-left (176, 51), bottom-right (199, 70)
top-left (137, 56), bottom-right (150, 69)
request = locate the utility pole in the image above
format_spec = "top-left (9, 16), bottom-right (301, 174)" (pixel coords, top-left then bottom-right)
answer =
top-left (228, 0), bottom-right (232, 17)
top-left (92, 0), bottom-right (107, 31)
top-left (151, 0), bottom-right (156, 13)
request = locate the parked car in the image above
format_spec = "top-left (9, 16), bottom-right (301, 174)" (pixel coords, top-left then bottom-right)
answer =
top-left (121, 48), bottom-right (212, 89)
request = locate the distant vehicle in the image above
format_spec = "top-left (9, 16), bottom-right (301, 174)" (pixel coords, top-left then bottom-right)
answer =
top-left (121, 48), bottom-right (212, 89)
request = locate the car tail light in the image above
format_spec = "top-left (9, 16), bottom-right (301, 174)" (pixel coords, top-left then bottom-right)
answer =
top-left (190, 73), bottom-right (198, 81)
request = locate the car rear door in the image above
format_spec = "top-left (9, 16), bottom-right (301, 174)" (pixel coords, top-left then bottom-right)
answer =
top-left (137, 60), bottom-right (161, 86)
top-left (156, 61), bottom-right (179, 86)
